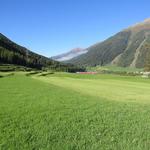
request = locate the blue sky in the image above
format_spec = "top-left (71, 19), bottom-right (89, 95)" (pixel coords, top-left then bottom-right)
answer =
top-left (1, 0), bottom-right (150, 57)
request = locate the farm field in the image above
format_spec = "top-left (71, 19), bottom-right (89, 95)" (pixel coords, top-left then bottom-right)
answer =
top-left (1, 72), bottom-right (150, 150)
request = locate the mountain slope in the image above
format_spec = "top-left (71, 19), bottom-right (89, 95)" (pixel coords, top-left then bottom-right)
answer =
top-left (0, 33), bottom-right (85, 72)
top-left (52, 48), bottom-right (88, 61)
top-left (68, 19), bottom-right (150, 68)
top-left (0, 33), bottom-right (55, 69)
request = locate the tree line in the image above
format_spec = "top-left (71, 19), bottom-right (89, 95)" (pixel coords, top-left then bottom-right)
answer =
top-left (0, 34), bottom-right (85, 72)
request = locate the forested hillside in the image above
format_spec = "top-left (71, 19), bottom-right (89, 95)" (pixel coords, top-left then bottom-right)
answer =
top-left (0, 33), bottom-right (85, 72)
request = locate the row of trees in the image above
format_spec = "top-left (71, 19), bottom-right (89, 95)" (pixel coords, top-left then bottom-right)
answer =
top-left (0, 47), bottom-right (45, 69)
top-left (0, 46), bottom-right (85, 72)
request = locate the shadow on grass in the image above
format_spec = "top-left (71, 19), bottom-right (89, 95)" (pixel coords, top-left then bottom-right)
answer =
top-left (0, 73), bottom-right (14, 78)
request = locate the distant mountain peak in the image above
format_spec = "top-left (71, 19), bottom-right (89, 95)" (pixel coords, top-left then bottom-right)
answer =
top-left (52, 48), bottom-right (88, 61)
top-left (70, 48), bottom-right (84, 53)
top-left (125, 18), bottom-right (150, 33)
top-left (143, 18), bottom-right (150, 23)
top-left (132, 18), bottom-right (150, 25)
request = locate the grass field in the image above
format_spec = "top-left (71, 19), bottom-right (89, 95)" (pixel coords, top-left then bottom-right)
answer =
top-left (1, 72), bottom-right (150, 149)
top-left (87, 65), bottom-right (143, 73)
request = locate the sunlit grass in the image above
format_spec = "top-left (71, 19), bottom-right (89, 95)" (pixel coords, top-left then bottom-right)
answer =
top-left (0, 73), bottom-right (150, 149)
top-left (35, 73), bottom-right (150, 104)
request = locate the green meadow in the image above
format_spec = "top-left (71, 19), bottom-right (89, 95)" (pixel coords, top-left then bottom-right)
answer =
top-left (1, 72), bottom-right (150, 149)
top-left (87, 65), bottom-right (143, 73)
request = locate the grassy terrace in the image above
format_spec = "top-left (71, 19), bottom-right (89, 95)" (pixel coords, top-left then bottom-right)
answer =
top-left (0, 72), bottom-right (150, 149)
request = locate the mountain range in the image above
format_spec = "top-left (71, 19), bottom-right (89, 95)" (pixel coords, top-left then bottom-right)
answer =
top-left (66, 18), bottom-right (150, 68)
top-left (1, 18), bottom-right (150, 71)
top-left (52, 48), bottom-right (88, 61)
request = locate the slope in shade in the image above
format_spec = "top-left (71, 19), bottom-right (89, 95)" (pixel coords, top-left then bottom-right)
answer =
top-left (0, 33), bottom-right (58, 69)
top-left (0, 33), bottom-right (85, 72)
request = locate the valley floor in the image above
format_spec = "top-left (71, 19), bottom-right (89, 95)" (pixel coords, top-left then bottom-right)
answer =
top-left (0, 72), bottom-right (150, 149)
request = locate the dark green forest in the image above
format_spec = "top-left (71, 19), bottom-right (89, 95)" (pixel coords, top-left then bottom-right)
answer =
top-left (0, 33), bottom-right (85, 72)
